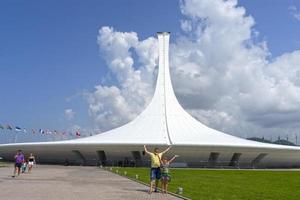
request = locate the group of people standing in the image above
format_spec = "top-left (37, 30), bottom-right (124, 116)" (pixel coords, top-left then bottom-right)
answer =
top-left (12, 150), bottom-right (36, 177)
top-left (144, 145), bottom-right (179, 194)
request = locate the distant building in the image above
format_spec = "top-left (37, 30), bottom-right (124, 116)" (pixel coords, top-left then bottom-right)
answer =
top-left (1, 32), bottom-right (300, 168)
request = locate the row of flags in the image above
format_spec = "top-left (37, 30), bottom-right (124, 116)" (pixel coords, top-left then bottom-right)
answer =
top-left (0, 124), bottom-right (82, 137)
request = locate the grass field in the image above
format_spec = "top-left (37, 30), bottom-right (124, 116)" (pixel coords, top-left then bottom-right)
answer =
top-left (110, 167), bottom-right (300, 200)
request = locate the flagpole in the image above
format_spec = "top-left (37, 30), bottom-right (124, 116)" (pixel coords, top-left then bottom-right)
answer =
top-left (13, 131), bottom-right (18, 143)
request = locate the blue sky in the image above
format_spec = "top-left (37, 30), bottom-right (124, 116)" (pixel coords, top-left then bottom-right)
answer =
top-left (239, 0), bottom-right (300, 56)
top-left (0, 0), bottom-right (181, 128)
top-left (1, 0), bottom-right (300, 143)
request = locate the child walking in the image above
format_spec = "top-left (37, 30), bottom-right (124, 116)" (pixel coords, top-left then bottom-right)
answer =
top-left (21, 160), bottom-right (27, 173)
top-left (160, 155), bottom-right (179, 194)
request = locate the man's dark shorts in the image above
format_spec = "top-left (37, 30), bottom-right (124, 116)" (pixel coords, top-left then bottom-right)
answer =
top-left (150, 167), bottom-right (161, 180)
top-left (15, 163), bottom-right (22, 168)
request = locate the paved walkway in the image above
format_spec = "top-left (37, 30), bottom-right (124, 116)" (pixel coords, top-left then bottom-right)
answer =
top-left (0, 164), bottom-right (181, 200)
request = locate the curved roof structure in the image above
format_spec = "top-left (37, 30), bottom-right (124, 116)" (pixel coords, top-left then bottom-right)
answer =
top-left (1, 32), bottom-right (300, 167)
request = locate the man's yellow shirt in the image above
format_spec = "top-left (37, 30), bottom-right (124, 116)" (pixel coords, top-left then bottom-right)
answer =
top-left (150, 152), bottom-right (162, 168)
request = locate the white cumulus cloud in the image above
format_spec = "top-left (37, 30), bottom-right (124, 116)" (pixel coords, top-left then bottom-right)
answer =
top-left (64, 109), bottom-right (75, 120)
top-left (87, 27), bottom-right (158, 131)
top-left (289, 5), bottom-right (300, 21)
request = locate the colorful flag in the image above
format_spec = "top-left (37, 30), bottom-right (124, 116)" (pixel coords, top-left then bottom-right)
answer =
top-left (39, 129), bottom-right (44, 134)
top-left (76, 131), bottom-right (81, 137)
top-left (6, 125), bottom-right (13, 130)
top-left (15, 126), bottom-right (22, 132)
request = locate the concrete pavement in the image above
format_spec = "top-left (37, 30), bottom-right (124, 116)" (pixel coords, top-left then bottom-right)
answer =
top-left (0, 164), bottom-right (181, 200)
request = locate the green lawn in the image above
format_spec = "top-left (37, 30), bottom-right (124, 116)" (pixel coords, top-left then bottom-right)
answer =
top-left (110, 167), bottom-right (300, 200)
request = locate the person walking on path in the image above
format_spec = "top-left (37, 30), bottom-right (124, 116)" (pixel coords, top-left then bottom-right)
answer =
top-left (12, 149), bottom-right (25, 177)
top-left (27, 153), bottom-right (36, 173)
top-left (143, 145), bottom-right (171, 194)
top-left (21, 160), bottom-right (27, 173)
top-left (160, 155), bottom-right (179, 194)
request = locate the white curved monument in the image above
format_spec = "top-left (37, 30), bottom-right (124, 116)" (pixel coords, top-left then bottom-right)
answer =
top-left (1, 32), bottom-right (300, 168)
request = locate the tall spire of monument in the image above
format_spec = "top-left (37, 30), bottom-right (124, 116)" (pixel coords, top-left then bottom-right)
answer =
top-left (156, 32), bottom-right (173, 145)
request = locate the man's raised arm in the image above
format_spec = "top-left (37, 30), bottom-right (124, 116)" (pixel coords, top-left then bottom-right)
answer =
top-left (144, 145), bottom-right (151, 155)
top-left (161, 146), bottom-right (171, 154)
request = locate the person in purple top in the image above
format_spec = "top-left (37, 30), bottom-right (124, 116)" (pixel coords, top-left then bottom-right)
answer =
top-left (12, 149), bottom-right (25, 177)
